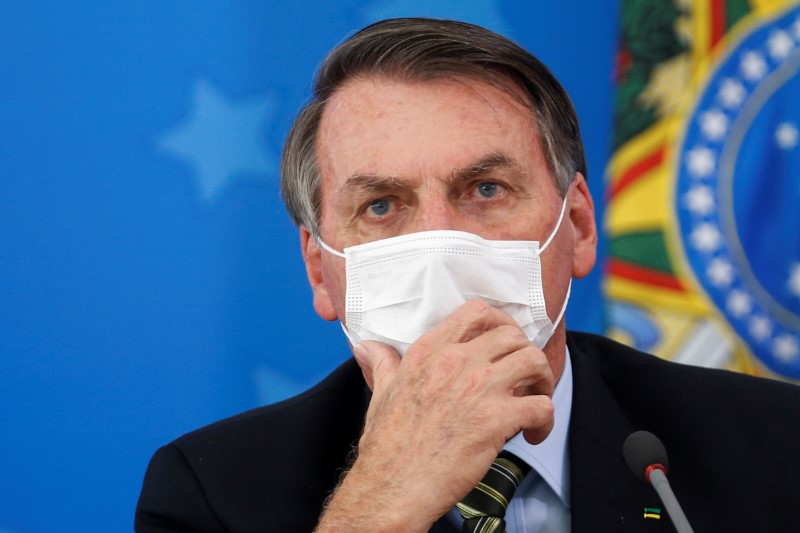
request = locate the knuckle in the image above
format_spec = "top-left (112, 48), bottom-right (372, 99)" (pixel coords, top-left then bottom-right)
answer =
top-left (435, 345), bottom-right (467, 375)
top-left (464, 299), bottom-right (493, 319)
top-left (404, 339), bottom-right (433, 362)
top-left (520, 345), bottom-right (549, 368)
top-left (522, 345), bottom-right (549, 370)
top-left (457, 300), bottom-right (496, 342)
top-left (520, 394), bottom-right (553, 419)
top-left (466, 365), bottom-right (494, 393)
top-left (537, 396), bottom-right (555, 421)
top-left (501, 325), bottom-right (529, 344)
top-left (514, 345), bottom-right (541, 370)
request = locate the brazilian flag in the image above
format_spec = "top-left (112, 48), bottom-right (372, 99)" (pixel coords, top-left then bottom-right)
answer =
top-left (605, 0), bottom-right (800, 380)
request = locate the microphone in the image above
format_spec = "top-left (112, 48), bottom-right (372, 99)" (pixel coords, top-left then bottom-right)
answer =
top-left (623, 431), bottom-right (694, 533)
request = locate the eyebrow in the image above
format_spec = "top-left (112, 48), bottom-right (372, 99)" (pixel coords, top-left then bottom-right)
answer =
top-left (451, 152), bottom-right (515, 182)
top-left (338, 173), bottom-right (412, 194)
top-left (338, 152), bottom-right (516, 194)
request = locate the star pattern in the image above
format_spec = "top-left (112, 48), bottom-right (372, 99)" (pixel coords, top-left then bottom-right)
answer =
top-left (676, 9), bottom-right (800, 377)
top-left (158, 79), bottom-right (277, 201)
top-left (253, 365), bottom-right (304, 406)
top-left (789, 263), bottom-right (800, 298)
top-left (740, 51), bottom-right (767, 81)
top-left (767, 30), bottom-right (794, 59)
top-left (684, 185), bottom-right (715, 216)
top-left (707, 258), bottom-right (735, 288)
top-left (773, 335), bottom-right (800, 362)
top-left (690, 223), bottom-right (722, 252)
top-left (718, 78), bottom-right (746, 109)
top-left (700, 110), bottom-right (729, 140)
top-left (748, 315), bottom-right (773, 342)
top-left (726, 290), bottom-right (752, 318)
top-left (775, 122), bottom-right (798, 150)
top-left (686, 146), bottom-right (715, 177)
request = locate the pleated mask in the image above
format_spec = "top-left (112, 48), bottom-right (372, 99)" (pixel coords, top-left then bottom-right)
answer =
top-left (318, 197), bottom-right (570, 355)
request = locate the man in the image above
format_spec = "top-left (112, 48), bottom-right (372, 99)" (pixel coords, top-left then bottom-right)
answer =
top-left (136, 18), bottom-right (800, 532)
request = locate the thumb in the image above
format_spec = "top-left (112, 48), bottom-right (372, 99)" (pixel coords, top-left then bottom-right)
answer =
top-left (352, 340), bottom-right (400, 392)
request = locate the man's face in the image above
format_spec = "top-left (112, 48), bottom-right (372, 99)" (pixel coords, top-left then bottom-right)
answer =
top-left (301, 75), bottom-right (596, 364)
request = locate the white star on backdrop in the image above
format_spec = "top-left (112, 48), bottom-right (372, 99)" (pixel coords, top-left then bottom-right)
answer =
top-left (740, 50), bottom-right (767, 81)
top-left (361, 0), bottom-right (511, 36)
top-left (684, 185), bottom-right (715, 216)
top-left (748, 315), bottom-right (773, 342)
top-left (159, 79), bottom-right (277, 201)
top-left (788, 263), bottom-right (800, 298)
top-left (700, 109), bottom-right (729, 140)
top-left (253, 365), bottom-right (304, 406)
top-left (717, 78), bottom-right (746, 109)
top-left (773, 334), bottom-right (800, 362)
top-left (686, 146), bottom-right (715, 178)
top-left (726, 289), bottom-right (752, 318)
top-left (707, 258), bottom-right (735, 287)
top-left (775, 122), bottom-right (798, 150)
top-left (767, 29), bottom-right (794, 60)
top-left (690, 223), bottom-right (723, 252)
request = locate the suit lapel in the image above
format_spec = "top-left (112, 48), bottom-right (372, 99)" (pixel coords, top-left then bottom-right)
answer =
top-left (567, 336), bottom-right (669, 532)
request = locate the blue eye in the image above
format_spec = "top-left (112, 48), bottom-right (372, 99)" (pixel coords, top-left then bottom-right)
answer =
top-left (368, 198), bottom-right (391, 216)
top-left (476, 182), bottom-right (498, 198)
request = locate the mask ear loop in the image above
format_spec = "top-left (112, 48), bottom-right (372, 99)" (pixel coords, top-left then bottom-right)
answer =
top-left (316, 237), bottom-right (346, 258)
top-left (539, 196), bottom-right (569, 253)
top-left (552, 278), bottom-right (572, 330)
top-left (539, 196), bottom-right (571, 335)
top-left (315, 237), bottom-right (355, 340)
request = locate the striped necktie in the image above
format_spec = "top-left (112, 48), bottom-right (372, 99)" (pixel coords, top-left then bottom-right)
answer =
top-left (457, 450), bottom-right (531, 533)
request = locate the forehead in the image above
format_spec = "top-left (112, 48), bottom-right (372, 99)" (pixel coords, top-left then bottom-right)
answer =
top-left (316, 75), bottom-right (546, 189)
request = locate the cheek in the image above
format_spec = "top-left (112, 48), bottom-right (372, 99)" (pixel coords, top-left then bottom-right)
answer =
top-left (320, 258), bottom-right (348, 317)
top-left (540, 238), bottom-right (573, 316)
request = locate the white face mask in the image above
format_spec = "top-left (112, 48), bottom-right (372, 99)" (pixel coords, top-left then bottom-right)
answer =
top-left (318, 198), bottom-right (571, 355)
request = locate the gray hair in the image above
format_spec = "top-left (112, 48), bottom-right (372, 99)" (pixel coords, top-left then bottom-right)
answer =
top-left (280, 17), bottom-right (587, 237)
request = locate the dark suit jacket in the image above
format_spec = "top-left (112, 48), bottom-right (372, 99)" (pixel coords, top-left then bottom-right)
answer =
top-left (135, 332), bottom-right (800, 532)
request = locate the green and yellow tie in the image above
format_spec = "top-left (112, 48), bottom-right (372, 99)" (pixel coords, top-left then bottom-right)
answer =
top-left (457, 450), bottom-right (531, 533)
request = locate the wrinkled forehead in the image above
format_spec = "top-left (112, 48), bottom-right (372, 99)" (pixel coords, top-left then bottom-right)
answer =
top-left (318, 77), bottom-right (540, 185)
top-left (322, 69), bottom-right (537, 121)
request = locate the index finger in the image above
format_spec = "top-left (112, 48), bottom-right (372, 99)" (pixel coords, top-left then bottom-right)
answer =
top-left (415, 299), bottom-right (520, 350)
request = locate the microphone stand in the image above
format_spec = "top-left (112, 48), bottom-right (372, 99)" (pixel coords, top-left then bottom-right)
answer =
top-left (647, 468), bottom-right (694, 533)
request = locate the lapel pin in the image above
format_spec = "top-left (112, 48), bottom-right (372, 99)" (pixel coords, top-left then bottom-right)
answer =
top-left (643, 507), bottom-right (662, 520)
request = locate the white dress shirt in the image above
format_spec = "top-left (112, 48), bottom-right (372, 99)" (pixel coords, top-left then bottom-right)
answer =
top-left (448, 349), bottom-right (573, 532)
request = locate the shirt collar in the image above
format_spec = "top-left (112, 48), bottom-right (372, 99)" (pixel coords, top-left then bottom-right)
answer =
top-left (503, 347), bottom-right (573, 507)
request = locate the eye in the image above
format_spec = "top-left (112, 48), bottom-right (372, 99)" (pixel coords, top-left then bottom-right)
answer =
top-left (476, 181), bottom-right (499, 198)
top-left (367, 198), bottom-right (391, 216)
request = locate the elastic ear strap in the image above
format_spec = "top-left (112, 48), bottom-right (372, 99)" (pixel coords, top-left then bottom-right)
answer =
top-left (316, 237), bottom-right (346, 258)
top-left (540, 196), bottom-right (569, 253)
top-left (552, 278), bottom-right (572, 329)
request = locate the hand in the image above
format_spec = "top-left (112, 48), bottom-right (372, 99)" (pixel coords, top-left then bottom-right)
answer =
top-left (315, 300), bottom-right (555, 532)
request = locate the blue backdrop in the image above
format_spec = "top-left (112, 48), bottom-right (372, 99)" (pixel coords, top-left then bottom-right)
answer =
top-left (0, 2), bottom-right (615, 531)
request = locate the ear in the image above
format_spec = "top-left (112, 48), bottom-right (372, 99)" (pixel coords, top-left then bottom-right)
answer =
top-left (299, 226), bottom-right (339, 321)
top-left (568, 173), bottom-right (598, 279)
